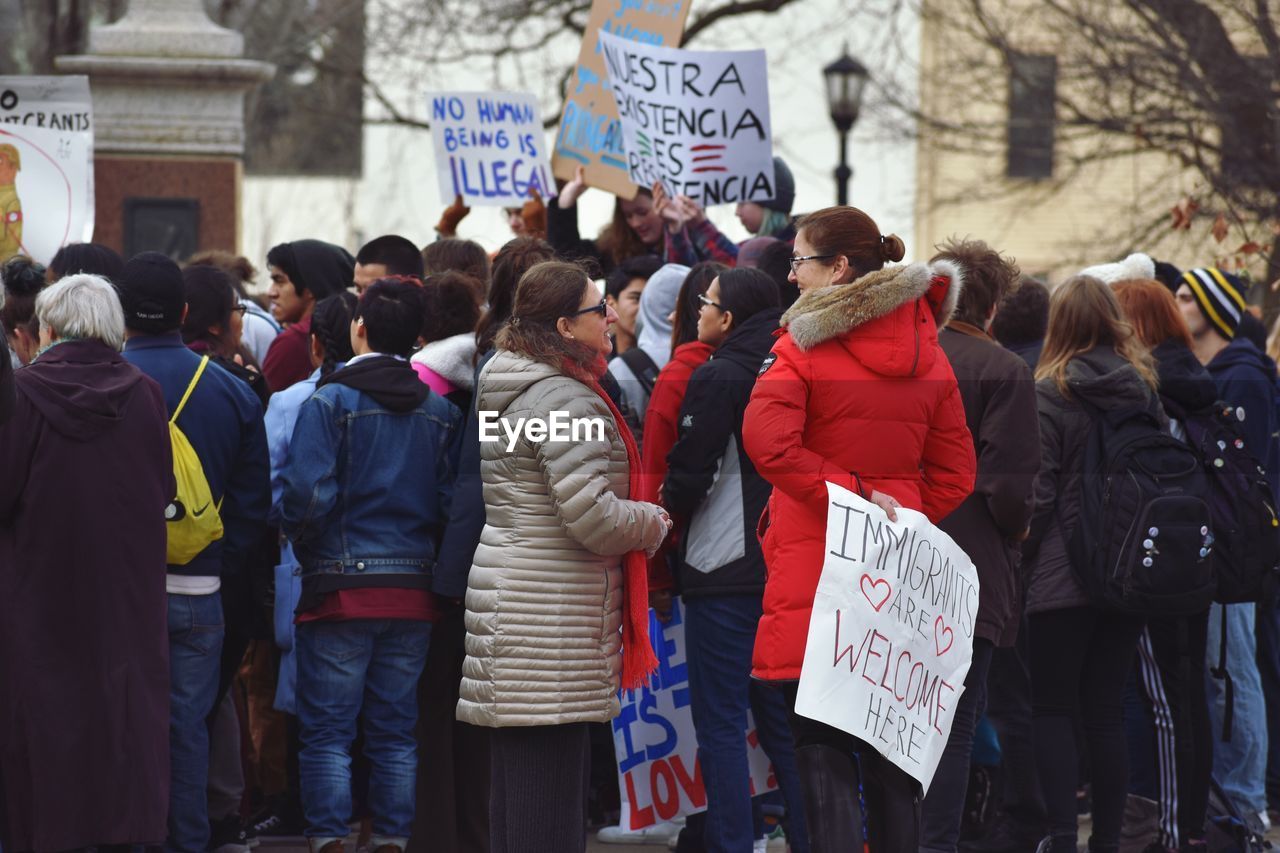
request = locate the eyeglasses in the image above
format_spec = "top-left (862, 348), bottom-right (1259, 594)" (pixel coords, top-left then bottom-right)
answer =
top-left (789, 253), bottom-right (836, 272)
top-left (698, 294), bottom-right (724, 311)
top-left (231, 304), bottom-right (249, 315)
top-left (569, 298), bottom-right (609, 318)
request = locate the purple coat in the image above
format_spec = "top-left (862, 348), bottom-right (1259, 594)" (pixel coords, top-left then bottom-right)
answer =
top-left (0, 339), bottom-right (173, 851)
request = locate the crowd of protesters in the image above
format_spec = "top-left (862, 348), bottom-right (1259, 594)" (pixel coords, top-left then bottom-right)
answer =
top-left (1, 161), bottom-right (1279, 853)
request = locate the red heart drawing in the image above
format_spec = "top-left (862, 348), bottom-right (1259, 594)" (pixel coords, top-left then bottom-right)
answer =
top-left (934, 616), bottom-right (955, 657)
top-left (860, 574), bottom-right (892, 612)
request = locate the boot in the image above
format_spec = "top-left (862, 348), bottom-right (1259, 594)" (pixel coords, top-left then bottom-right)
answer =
top-left (863, 758), bottom-right (920, 853)
top-left (795, 744), bottom-right (864, 853)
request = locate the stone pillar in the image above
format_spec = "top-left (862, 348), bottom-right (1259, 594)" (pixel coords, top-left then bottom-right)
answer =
top-left (57, 0), bottom-right (273, 259)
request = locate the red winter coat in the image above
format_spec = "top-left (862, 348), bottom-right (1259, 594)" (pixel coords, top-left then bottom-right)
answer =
top-left (641, 340), bottom-right (715, 589)
top-left (743, 260), bottom-right (977, 681)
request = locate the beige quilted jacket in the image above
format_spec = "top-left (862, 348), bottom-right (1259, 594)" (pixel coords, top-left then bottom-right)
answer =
top-left (457, 350), bottom-right (668, 727)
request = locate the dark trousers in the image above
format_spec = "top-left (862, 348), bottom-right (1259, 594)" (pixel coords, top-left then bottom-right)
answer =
top-left (921, 639), bottom-right (994, 853)
top-left (1029, 607), bottom-right (1143, 853)
top-left (985, 627), bottom-right (1048, 840)
top-left (783, 684), bottom-right (921, 853)
top-left (1256, 599), bottom-right (1280, 809)
top-left (1130, 610), bottom-right (1212, 848)
top-left (406, 606), bottom-right (490, 853)
top-left (489, 722), bottom-right (591, 853)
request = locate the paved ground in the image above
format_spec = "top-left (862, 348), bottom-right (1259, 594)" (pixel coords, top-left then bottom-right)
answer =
top-left (257, 811), bottom-right (1280, 852)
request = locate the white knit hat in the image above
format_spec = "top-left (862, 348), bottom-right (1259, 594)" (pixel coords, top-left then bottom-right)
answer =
top-left (1078, 252), bottom-right (1156, 285)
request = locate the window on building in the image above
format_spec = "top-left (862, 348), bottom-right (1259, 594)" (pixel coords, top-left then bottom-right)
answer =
top-left (1007, 54), bottom-right (1057, 179)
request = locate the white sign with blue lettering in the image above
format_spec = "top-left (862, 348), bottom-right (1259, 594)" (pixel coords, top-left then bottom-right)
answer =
top-left (428, 91), bottom-right (553, 207)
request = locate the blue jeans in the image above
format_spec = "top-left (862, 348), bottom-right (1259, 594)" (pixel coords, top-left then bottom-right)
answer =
top-left (166, 592), bottom-right (225, 853)
top-left (685, 595), bottom-right (809, 853)
top-left (296, 619), bottom-right (431, 846)
top-left (1206, 603), bottom-right (1270, 817)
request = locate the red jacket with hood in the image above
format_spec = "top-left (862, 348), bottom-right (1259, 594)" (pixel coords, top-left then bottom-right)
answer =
top-left (743, 260), bottom-right (977, 681)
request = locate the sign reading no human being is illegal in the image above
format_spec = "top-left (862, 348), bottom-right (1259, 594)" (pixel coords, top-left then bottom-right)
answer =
top-left (597, 31), bottom-right (775, 208)
top-left (795, 482), bottom-right (979, 794)
top-left (427, 91), bottom-right (553, 207)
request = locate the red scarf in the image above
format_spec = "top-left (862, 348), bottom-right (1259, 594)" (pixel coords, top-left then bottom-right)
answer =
top-left (587, 377), bottom-right (660, 691)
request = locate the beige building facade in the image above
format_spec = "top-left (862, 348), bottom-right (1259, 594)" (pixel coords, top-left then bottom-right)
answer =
top-left (912, 0), bottom-right (1251, 283)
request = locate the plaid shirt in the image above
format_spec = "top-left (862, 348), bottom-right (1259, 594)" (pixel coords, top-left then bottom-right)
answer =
top-left (665, 218), bottom-right (741, 267)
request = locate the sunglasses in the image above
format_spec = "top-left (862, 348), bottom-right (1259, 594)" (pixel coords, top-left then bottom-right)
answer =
top-left (569, 298), bottom-right (609, 318)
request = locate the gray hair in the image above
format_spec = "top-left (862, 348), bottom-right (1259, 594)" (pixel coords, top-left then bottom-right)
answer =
top-left (36, 273), bottom-right (125, 351)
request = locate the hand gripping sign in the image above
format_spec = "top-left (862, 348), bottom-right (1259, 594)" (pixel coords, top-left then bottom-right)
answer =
top-left (795, 482), bottom-right (979, 794)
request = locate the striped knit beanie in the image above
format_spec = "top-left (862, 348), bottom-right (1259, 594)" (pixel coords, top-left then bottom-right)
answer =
top-left (1181, 267), bottom-right (1246, 340)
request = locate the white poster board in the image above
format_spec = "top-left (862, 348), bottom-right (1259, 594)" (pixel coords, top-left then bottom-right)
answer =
top-left (613, 599), bottom-right (778, 830)
top-left (794, 482), bottom-right (979, 794)
top-left (597, 31), bottom-right (775, 207)
top-left (428, 91), bottom-right (552, 207)
top-left (0, 76), bottom-right (94, 264)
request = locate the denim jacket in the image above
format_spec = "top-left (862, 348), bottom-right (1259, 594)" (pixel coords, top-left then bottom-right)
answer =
top-left (280, 355), bottom-right (463, 605)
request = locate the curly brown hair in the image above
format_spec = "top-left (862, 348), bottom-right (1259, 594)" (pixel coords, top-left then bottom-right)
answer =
top-left (931, 237), bottom-right (1021, 328)
top-left (495, 260), bottom-right (606, 384)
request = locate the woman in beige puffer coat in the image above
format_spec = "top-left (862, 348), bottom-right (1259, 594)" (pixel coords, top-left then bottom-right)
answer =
top-left (458, 260), bottom-right (670, 853)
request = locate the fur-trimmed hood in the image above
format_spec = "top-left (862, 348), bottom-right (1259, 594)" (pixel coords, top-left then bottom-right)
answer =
top-left (776, 259), bottom-right (963, 379)
top-left (410, 332), bottom-right (479, 390)
top-left (781, 259), bottom-right (963, 351)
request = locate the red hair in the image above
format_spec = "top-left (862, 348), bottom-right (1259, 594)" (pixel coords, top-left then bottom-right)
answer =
top-left (1112, 278), bottom-right (1193, 349)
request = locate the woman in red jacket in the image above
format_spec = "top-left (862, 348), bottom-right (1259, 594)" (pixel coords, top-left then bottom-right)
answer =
top-left (743, 206), bottom-right (976, 853)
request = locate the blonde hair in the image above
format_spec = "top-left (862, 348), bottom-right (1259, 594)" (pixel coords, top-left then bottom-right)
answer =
top-left (1035, 275), bottom-right (1157, 398)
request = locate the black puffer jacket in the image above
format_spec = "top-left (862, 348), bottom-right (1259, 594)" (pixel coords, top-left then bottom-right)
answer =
top-left (1023, 347), bottom-right (1165, 614)
top-left (663, 308), bottom-right (780, 597)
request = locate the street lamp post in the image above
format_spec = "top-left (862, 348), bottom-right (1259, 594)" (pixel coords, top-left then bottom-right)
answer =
top-left (823, 47), bottom-right (870, 207)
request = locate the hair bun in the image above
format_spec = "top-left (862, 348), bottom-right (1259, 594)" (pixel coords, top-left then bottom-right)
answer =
top-left (880, 234), bottom-right (906, 263)
top-left (1, 256), bottom-right (47, 297)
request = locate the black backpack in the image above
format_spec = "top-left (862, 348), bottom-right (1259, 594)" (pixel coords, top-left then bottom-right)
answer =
top-left (1172, 400), bottom-right (1280, 606)
top-left (1067, 399), bottom-right (1217, 615)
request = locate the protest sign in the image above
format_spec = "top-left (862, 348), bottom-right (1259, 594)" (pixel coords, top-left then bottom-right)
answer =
top-left (552, 0), bottom-right (692, 199)
top-left (598, 32), bottom-right (775, 207)
top-left (428, 91), bottom-right (552, 207)
top-left (0, 76), bottom-right (94, 264)
top-left (794, 482), bottom-right (979, 794)
top-left (613, 599), bottom-right (777, 830)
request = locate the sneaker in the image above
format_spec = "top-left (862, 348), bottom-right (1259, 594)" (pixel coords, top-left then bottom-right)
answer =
top-left (597, 821), bottom-right (682, 845)
top-left (1243, 809), bottom-right (1271, 837)
top-left (962, 815), bottom-right (1046, 853)
top-left (209, 815), bottom-right (251, 853)
top-left (250, 803), bottom-right (307, 840)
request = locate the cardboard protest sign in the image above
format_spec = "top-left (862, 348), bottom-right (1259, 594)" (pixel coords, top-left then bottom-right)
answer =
top-left (428, 91), bottom-right (552, 207)
top-left (552, 0), bottom-right (692, 199)
top-left (0, 76), bottom-right (93, 264)
top-left (795, 482), bottom-right (979, 794)
top-left (613, 599), bottom-right (777, 830)
top-left (598, 32), bottom-right (775, 208)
